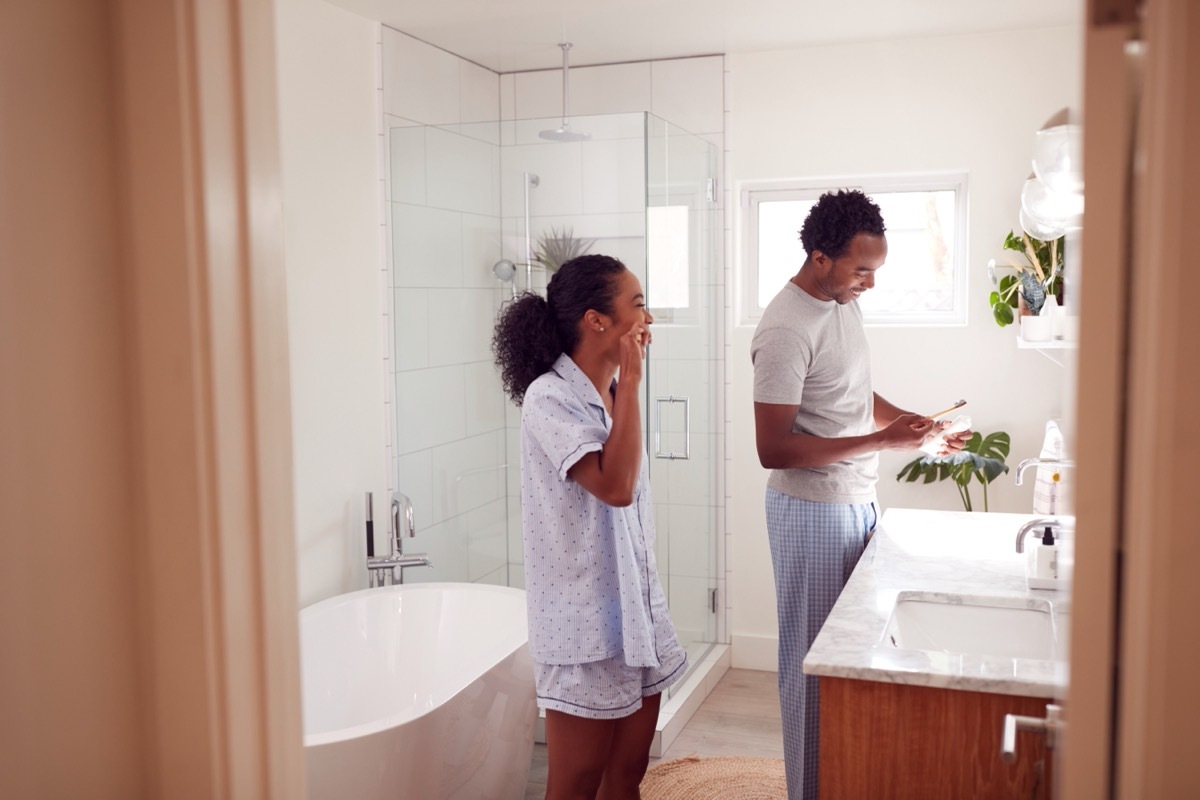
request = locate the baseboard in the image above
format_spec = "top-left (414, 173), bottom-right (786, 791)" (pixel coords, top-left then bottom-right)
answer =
top-left (731, 633), bottom-right (779, 672)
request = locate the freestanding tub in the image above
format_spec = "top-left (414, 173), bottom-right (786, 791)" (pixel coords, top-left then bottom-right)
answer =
top-left (300, 582), bottom-right (536, 799)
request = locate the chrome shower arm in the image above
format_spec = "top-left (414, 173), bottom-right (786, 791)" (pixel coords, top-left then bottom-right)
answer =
top-left (559, 42), bottom-right (572, 129)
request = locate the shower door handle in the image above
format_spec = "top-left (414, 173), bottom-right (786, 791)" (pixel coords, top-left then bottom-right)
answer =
top-left (654, 396), bottom-right (690, 460)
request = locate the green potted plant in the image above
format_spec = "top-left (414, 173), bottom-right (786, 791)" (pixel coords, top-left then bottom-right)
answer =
top-left (986, 231), bottom-right (1065, 327)
top-left (896, 430), bottom-right (1011, 512)
top-left (533, 226), bottom-right (594, 273)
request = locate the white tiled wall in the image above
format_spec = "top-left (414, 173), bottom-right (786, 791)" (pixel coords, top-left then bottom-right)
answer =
top-left (382, 25), bottom-right (729, 639)
top-left (383, 29), bottom-right (507, 585)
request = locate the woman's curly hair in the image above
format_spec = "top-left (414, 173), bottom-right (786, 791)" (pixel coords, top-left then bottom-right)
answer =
top-left (492, 253), bottom-right (626, 405)
top-left (799, 189), bottom-right (886, 260)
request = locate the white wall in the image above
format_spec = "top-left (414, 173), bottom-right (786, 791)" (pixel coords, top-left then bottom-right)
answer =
top-left (727, 27), bottom-right (1082, 669)
top-left (276, 0), bottom-right (387, 607)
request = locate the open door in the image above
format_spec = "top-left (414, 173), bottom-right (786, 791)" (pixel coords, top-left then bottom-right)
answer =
top-left (1064, 1), bottom-right (1200, 797)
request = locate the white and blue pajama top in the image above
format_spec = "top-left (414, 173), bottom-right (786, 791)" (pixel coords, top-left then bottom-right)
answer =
top-left (519, 353), bottom-right (673, 668)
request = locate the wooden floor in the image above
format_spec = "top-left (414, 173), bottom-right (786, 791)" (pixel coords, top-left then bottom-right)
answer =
top-left (524, 668), bottom-right (783, 798)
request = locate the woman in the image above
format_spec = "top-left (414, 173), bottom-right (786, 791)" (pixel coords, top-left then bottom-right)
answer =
top-left (493, 254), bottom-right (687, 800)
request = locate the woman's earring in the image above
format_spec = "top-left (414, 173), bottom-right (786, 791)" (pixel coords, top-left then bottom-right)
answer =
top-left (599, 326), bottom-right (605, 332)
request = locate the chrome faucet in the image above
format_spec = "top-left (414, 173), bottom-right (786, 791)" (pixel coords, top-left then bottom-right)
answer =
top-left (1015, 516), bottom-right (1074, 553)
top-left (391, 491), bottom-right (415, 552)
top-left (366, 491), bottom-right (431, 586)
top-left (1014, 458), bottom-right (1074, 486)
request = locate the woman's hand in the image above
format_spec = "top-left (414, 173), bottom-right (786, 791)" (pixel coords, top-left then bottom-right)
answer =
top-left (618, 320), bottom-right (650, 385)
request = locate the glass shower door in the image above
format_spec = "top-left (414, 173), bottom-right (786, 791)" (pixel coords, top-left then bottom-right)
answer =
top-left (644, 113), bottom-right (721, 677)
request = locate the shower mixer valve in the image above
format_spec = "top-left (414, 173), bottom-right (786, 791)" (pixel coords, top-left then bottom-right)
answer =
top-left (366, 491), bottom-right (431, 587)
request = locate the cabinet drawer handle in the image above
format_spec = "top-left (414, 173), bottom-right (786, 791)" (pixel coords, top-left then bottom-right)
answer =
top-left (1001, 703), bottom-right (1062, 763)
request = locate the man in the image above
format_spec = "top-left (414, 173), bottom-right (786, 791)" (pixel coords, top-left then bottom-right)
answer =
top-left (750, 189), bottom-right (969, 798)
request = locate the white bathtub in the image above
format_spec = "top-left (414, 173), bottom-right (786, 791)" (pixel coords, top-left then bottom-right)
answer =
top-left (300, 582), bottom-right (536, 799)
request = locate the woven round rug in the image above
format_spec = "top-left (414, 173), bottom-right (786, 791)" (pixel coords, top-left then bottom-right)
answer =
top-left (640, 755), bottom-right (787, 799)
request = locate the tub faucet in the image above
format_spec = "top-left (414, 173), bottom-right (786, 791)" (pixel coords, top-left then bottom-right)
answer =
top-left (1014, 458), bottom-right (1074, 486)
top-left (392, 491), bottom-right (416, 552)
top-left (366, 491), bottom-right (431, 587)
top-left (1015, 516), bottom-right (1074, 553)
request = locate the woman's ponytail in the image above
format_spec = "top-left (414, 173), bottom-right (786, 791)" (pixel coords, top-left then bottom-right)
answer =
top-left (492, 293), bottom-right (561, 405)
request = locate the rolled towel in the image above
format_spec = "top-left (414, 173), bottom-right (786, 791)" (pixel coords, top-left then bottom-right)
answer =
top-left (1032, 420), bottom-right (1065, 514)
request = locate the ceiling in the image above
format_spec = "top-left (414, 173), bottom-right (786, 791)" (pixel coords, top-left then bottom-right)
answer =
top-left (327, 0), bottom-right (1081, 73)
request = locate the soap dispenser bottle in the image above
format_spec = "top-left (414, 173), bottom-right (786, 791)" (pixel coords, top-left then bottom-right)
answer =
top-left (1034, 526), bottom-right (1059, 581)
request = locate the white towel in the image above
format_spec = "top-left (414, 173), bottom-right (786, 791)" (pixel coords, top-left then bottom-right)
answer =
top-left (1032, 420), bottom-right (1065, 514)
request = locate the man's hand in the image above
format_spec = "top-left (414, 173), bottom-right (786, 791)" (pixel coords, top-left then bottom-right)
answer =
top-left (880, 413), bottom-right (935, 451)
top-left (933, 421), bottom-right (973, 456)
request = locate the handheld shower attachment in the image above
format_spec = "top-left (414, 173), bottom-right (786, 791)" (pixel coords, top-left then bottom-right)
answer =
top-left (492, 259), bottom-right (518, 299)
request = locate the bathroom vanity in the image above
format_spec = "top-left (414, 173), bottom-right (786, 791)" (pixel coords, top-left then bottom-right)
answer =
top-left (804, 508), bottom-right (1068, 800)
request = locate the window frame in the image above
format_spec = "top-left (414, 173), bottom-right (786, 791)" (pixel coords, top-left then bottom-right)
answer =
top-left (739, 173), bottom-right (969, 327)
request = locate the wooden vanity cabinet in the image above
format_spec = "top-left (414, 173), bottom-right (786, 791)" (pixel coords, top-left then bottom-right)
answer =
top-left (819, 677), bottom-right (1053, 799)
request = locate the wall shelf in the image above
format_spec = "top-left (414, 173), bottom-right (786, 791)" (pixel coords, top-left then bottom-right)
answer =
top-left (1016, 335), bottom-right (1076, 367)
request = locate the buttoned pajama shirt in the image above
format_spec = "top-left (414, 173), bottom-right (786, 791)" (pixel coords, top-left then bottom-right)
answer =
top-left (519, 354), bottom-right (686, 719)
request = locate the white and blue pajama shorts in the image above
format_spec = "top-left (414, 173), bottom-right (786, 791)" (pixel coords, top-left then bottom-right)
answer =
top-left (534, 648), bottom-right (688, 720)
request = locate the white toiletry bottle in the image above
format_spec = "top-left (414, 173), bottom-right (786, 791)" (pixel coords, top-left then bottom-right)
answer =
top-left (1042, 295), bottom-right (1063, 339)
top-left (1034, 526), bottom-right (1059, 581)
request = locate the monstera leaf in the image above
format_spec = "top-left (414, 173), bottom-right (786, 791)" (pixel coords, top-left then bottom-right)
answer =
top-left (896, 430), bottom-right (1010, 512)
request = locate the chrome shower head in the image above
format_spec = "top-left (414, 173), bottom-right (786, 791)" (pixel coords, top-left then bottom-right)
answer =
top-left (539, 126), bottom-right (591, 142)
top-left (539, 43), bottom-right (590, 143)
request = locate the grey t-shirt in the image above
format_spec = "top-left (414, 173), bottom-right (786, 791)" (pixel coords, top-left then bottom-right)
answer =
top-left (751, 280), bottom-right (878, 504)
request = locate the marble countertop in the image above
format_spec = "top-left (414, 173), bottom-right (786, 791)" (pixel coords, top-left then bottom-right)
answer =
top-left (802, 507), bottom-right (1070, 699)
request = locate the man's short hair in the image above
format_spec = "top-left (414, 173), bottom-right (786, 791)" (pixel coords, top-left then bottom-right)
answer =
top-left (799, 190), bottom-right (886, 260)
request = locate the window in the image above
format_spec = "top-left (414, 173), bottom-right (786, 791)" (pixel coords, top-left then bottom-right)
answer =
top-left (741, 174), bottom-right (968, 325)
top-left (647, 205), bottom-right (690, 310)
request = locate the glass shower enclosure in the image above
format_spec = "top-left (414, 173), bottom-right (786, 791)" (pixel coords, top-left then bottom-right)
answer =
top-left (389, 111), bottom-right (721, 684)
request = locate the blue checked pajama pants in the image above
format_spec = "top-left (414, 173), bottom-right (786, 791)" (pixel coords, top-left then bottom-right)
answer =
top-left (765, 489), bottom-right (877, 800)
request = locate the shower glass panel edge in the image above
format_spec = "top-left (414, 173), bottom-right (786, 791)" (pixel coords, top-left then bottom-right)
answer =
top-left (644, 112), bottom-right (721, 698)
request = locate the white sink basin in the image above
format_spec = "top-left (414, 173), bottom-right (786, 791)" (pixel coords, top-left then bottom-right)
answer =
top-left (881, 592), bottom-right (1059, 660)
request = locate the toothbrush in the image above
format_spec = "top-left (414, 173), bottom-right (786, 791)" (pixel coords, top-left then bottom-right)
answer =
top-left (927, 399), bottom-right (967, 420)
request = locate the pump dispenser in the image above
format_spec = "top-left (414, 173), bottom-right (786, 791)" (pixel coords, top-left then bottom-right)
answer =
top-left (1034, 526), bottom-right (1058, 581)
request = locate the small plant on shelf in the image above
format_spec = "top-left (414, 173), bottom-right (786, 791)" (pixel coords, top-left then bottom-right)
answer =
top-left (986, 230), bottom-right (1064, 327)
top-left (896, 430), bottom-right (1011, 512)
top-left (533, 226), bottom-right (595, 273)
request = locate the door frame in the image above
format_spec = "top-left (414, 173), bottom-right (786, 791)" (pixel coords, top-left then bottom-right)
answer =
top-left (114, 0), bottom-right (304, 794)
top-left (1065, 1), bottom-right (1200, 796)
